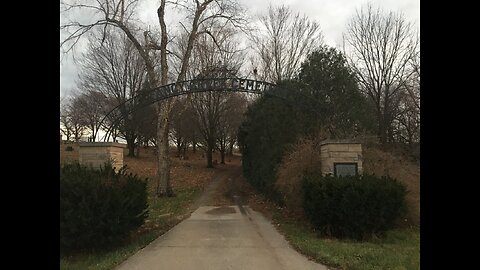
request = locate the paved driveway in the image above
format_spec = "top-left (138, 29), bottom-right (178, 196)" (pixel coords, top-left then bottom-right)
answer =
top-left (115, 204), bottom-right (328, 270)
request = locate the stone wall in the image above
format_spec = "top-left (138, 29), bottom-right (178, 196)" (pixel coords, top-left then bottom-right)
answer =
top-left (60, 142), bottom-right (79, 164)
top-left (78, 142), bottom-right (127, 171)
top-left (320, 140), bottom-right (363, 176)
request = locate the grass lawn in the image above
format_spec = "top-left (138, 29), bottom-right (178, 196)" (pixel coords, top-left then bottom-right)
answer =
top-left (272, 210), bottom-right (420, 270)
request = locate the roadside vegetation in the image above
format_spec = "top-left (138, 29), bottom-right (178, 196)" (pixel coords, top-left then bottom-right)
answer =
top-left (60, 186), bottom-right (201, 270)
top-left (238, 45), bottom-right (420, 269)
top-left (242, 171), bottom-right (419, 270)
top-left (60, 146), bottom-right (220, 270)
top-left (273, 210), bottom-right (419, 270)
top-left (60, 163), bottom-right (149, 252)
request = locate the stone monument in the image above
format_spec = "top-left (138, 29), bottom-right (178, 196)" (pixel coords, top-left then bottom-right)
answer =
top-left (320, 139), bottom-right (362, 177)
top-left (78, 142), bottom-right (127, 171)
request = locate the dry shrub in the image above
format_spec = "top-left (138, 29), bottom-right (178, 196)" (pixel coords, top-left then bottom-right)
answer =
top-left (275, 133), bottom-right (326, 215)
top-left (362, 143), bottom-right (420, 226)
top-left (275, 132), bottom-right (420, 227)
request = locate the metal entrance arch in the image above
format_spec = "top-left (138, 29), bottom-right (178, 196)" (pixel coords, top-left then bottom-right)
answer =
top-left (98, 77), bottom-right (278, 142)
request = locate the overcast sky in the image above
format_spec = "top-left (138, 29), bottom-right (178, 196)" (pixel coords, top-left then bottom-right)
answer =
top-left (60, 0), bottom-right (419, 99)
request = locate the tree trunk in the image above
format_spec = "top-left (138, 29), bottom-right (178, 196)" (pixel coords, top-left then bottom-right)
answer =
top-left (228, 140), bottom-right (235, 156)
top-left (183, 144), bottom-right (187, 159)
top-left (126, 136), bottom-right (136, 157)
top-left (220, 148), bottom-right (225, 164)
top-left (154, 0), bottom-right (174, 197)
top-left (379, 123), bottom-right (387, 146)
top-left (152, 0), bottom-right (212, 195)
top-left (156, 101), bottom-right (174, 197)
top-left (90, 126), bottom-right (97, 142)
top-left (375, 105), bottom-right (387, 146)
top-left (206, 143), bottom-right (214, 168)
top-left (176, 138), bottom-right (182, 156)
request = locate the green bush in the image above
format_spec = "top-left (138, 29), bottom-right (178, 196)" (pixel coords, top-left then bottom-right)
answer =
top-left (238, 47), bottom-right (376, 203)
top-left (238, 80), bottom-right (322, 202)
top-left (60, 163), bottom-right (148, 252)
top-left (302, 174), bottom-right (407, 240)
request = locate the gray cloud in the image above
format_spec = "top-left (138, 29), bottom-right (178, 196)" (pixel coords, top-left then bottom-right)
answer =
top-left (60, 0), bottom-right (419, 99)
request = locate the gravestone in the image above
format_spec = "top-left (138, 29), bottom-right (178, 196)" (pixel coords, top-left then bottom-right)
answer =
top-left (78, 142), bottom-right (127, 172)
top-left (320, 140), bottom-right (362, 176)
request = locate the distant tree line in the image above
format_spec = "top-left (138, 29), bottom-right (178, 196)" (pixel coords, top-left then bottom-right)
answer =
top-left (60, 19), bottom-right (249, 168)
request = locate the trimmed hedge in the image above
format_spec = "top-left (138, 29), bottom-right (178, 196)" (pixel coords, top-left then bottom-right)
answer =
top-left (302, 174), bottom-right (407, 240)
top-left (60, 163), bottom-right (148, 252)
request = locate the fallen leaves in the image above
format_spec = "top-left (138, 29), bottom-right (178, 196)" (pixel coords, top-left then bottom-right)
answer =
top-left (123, 148), bottom-right (218, 191)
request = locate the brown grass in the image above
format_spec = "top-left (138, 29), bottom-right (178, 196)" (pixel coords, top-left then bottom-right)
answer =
top-left (275, 136), bottom-right (323, 214)
top-left (362, 145), bottom-right (420, 226)
top-left (59, 142), bottom-right (238, 192)
top-left (274, 133), bottom-right (420, 227)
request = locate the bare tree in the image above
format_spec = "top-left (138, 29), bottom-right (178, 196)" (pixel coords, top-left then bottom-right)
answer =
top-left (100, 95), bottom-right (123, 142)
top-left (169, 97), bottom-right (197, 158)
top-left (393, 93), bottom-right (420, 145)
top-left (74, 90), bottom-right (107, 142)
top-left (191, 89), bottom-right (228, 168)
top-left (135, 103), bottom-right (158, 150)
top-left (183, 21), bottom-right (244, 167)
top-left (78, 30), bottom-right (147, 154)
top-left (67, 96), bottom-right (88, 142)
top-left (216, 92), bottom-right (247, 163)
top-left (60, 101), bottom-right (73, 142)
top-left (407, 50), bottom-right (420, 112)
top-left (61, 0), bottom-right (247, 196)
top-left (393, 50), bottom-right (420, 145)
top-left (344, 4), bottom-right (419, 145)
top-left (250, 4), bottom-right (323, 83)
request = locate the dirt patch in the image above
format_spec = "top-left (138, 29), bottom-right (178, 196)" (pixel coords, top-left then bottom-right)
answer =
top-left (211, 177), bottom-right (234, 206)
top-left (210, 170), bottom-right (240, 206)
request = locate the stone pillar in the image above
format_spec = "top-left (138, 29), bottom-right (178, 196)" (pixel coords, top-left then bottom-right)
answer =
top-left (78, 142), bottom-right (127, 171)
top-left (320, 140), bottom-right (363, 176)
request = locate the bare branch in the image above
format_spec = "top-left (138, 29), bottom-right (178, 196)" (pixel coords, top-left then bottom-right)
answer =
top-left (344, 3), bottom-right (419, 144)
top-left (249, 4), bottom-right (323, 83)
